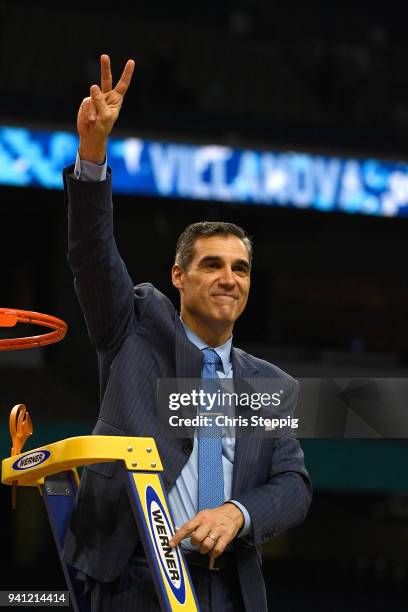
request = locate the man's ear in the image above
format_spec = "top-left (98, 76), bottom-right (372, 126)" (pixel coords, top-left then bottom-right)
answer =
top-left (172, 264), bottom-right (184, 290)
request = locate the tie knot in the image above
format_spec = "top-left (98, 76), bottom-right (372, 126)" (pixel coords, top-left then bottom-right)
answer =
top-left (202, 347), bottom-right (222, 369)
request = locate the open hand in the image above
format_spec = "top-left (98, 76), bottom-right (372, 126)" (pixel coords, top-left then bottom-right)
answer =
top-left (77, 54), bottom-right (135, 163)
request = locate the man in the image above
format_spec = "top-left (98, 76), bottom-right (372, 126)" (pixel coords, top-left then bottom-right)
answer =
top-left (62, 54), bottom-right (312, 611)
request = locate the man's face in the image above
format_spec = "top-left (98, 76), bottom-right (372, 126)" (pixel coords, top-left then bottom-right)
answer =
top-left (172, 234), bottom-right (251, 331)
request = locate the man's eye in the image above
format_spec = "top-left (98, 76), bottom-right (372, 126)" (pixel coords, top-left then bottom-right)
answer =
top-left (234, 266), bottom-right (248, 274)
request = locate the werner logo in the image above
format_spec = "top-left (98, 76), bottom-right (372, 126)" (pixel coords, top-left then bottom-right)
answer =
top-left (146, 485), bottom-right (186, 604)
top-left (13, 450), bottom-right (50, 471)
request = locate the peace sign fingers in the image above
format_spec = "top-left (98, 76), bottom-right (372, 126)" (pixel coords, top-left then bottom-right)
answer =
top-left (77, 54), bottom-right (135, 163)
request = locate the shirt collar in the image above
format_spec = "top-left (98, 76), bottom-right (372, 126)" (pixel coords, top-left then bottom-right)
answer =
top-left (180, 317), bottom-right (232, 374)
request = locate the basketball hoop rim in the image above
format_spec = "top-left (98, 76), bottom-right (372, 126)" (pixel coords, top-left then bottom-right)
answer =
top-left (0, 308), bottom-right (68, 351)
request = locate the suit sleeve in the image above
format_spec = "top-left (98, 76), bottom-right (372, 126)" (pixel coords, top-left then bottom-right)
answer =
top-left (234, 381), bottom-right (312, 547)
top-left (65, 165), bottom-right (150, 351)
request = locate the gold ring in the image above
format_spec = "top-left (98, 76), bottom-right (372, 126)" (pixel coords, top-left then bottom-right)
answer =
top-left (207, 532), bottom-right (217, 543)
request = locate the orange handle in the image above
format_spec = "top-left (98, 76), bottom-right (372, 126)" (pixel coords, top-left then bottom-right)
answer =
top-left (9, 404), bottom-right (33, 456)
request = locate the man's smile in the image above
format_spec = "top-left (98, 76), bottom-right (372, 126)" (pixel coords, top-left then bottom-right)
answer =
top-left (211, 293), bottom-right (238, 302)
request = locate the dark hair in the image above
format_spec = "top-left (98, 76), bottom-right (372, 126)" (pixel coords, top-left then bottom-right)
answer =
top-left (175, 222), bottom-right (253, 270)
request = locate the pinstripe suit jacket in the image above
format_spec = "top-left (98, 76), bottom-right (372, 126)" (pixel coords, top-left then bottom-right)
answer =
top-left (62, 167), bottom-right (312, 612)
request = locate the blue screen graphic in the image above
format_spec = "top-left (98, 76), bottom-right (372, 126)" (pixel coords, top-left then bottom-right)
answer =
top-left (1, 125), bottom-right (408, 217)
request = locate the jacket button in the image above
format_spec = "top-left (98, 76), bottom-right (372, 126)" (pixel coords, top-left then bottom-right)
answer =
top-left (183, 443), bottom-right (193, 454)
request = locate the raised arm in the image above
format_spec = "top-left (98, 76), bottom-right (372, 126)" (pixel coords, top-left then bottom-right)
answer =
top-left (66, 55), bottom-right (143, 351)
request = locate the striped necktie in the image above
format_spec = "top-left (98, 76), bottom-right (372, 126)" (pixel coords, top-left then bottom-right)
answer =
top-left (198, 347), bottom-right (224, 510)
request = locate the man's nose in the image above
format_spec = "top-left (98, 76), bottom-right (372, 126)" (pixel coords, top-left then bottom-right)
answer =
top-left (218, 267), bottom-right (236, 287)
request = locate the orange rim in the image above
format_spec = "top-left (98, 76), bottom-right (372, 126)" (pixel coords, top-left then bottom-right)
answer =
top-left (0, 309), bottom-right (67, 351)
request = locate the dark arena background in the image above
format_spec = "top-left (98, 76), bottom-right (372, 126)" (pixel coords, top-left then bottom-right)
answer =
top-left (1, 1), bottom-right (408, 610)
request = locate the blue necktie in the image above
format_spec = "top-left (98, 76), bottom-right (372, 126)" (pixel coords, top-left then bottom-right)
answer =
top-left (198, 347), bottom-right (224, 511)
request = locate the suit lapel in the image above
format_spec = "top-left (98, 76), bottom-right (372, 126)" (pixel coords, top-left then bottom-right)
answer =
top-left (174, 314), bottom-right (202, 442)
top-left (231, 348), bottom-right (261, 498)
top-left (174, 313), bottom-right (202, 379)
